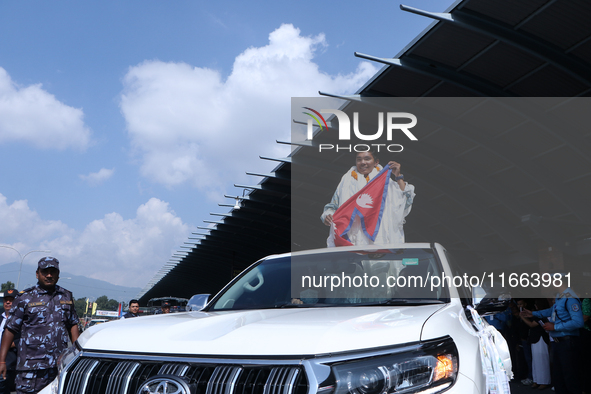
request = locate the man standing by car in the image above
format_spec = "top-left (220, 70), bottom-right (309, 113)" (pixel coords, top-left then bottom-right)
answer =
top-left (0, 257), bottom-right (80, 394)
top-left (121, 299), bottom-right (140, 319)
top-left (521, 275), bottom-right (584, 394)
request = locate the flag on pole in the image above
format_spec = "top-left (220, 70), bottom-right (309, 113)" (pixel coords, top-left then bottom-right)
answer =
top-left (332, 166), bottom-right (392, 246)
top-left (85, 298), bottom-right (89, 313)
top-left (92, 302), bottom-right (97, 315)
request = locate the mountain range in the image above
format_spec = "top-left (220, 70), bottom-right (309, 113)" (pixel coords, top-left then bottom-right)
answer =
top-left (0, 262), bottom-right (141, 302)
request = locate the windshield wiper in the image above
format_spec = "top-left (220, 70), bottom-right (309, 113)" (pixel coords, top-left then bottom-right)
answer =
top-left (273, 302), bottom-right (335, 308)
top-left (272, 303), bottom-right (308, 308)
top-left (238, 299), bottom-right (447, 309)
top-left (355, 299), bottom-right (446, 306)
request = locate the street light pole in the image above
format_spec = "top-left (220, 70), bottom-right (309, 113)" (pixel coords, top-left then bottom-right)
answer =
top-left (0, 246), bottom-right (51, 289)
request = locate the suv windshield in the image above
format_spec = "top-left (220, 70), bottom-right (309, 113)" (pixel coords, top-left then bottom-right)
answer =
top-left (209, 248), bottom-right (449, 311)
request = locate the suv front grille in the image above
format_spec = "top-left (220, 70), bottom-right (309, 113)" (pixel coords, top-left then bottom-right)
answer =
top-left (62, 357), bottom-right (308, 394)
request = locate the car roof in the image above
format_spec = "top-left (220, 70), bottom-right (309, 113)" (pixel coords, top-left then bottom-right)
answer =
top-left (264, 243), bottom-right (438, 261)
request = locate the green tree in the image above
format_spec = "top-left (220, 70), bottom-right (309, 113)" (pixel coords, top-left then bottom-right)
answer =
top-left (1, 281), bottom-right (16, 292)
top-left (95, 295), bottom-right (108, 310)
top-left (95, 295), bottom-right (120, 311)
top-left (74, 297), bottom-right (88, 318)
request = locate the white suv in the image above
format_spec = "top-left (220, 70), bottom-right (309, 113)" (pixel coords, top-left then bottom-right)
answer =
top-left (43, 243), bottom-right (511, 394)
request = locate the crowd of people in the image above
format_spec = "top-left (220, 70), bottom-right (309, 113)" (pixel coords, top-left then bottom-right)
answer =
top-left (487, 284), bottom-right (590, 394)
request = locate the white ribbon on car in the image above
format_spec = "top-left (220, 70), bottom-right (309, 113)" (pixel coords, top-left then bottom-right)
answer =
top-left (461, 306), bottom-right (512, 394)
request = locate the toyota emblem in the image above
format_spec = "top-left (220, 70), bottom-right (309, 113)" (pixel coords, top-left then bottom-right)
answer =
top-left (138, 375), bottom-right (191, 394)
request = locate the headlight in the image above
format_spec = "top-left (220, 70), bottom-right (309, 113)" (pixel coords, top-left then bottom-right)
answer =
top-left (323, 338), bottom-right (458, 394)
top-left (50, 344), bottom-right (81, 394)
top-left (57, 344), bottom-right (80, 374)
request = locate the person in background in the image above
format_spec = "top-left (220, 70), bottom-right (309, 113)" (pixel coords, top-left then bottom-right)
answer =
top-left (516, 299), bottom-right (534, 386)
top-left (506, 302), bottom-right (525, 385)
top-left (121, 299), bottom-right (140, 319)
top-left (521, 276), bottom-right (584, 394)
top-left (0, 257), bottom-right (79, 394)
top-left (484, 305), bottom-right (510, 334)
top-left (161, 302), bottom-right (171, 314)
top-left (0, 289), bottom-right (18, 394)
top-left (519, 298), bottom-right (551, 390)
top-left (581, 297), bottom-right (591, 394)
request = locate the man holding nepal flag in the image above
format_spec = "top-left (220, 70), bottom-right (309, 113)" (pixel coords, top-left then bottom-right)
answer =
top-left (321, 150), bottom-right (415, 247)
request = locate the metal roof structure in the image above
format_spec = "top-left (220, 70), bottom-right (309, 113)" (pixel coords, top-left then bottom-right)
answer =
top-left (138, 0), bottom-right (591, 304)
top-left (137, 161), bottom-right (291, 303)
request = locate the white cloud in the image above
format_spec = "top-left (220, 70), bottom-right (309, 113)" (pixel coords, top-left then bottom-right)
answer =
top-left (120, 24), bottom-right (377, 194)
top-left (0, 68), bottom-right (92, 150)
top-left (0, 193), bottom-right (190, 287)
top-left (79, 168), bottom-right (115, 186)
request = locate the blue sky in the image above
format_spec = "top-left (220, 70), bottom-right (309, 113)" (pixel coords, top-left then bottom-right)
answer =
top-left (0, 1), bottom-right (455, 290)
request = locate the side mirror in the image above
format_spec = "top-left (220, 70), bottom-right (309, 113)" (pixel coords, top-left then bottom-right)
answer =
top-left (472, 285), bottom-right (511, 315)
top-left (186, 294), bottom-right (211, 311)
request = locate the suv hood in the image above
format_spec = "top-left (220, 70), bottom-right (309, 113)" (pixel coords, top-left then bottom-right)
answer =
top-left (80, 305), bottom-right (445, 356)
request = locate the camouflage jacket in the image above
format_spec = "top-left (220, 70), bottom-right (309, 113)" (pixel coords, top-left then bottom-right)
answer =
top-left (5, 284), bottom-right (79, 371)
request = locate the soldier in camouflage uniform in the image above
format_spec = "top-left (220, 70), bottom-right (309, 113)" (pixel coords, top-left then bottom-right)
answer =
top-left (0, 257), bottom-right (80, 394)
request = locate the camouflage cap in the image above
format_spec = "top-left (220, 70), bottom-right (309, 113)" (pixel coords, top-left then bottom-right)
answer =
top-left (3, 288), bottom-right (18, 299)
top-left (38, 256), bottom-right (60, 271)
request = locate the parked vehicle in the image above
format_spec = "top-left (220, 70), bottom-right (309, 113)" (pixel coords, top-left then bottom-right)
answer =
top-left (42, 243), bottom-right (511, 394)
top-left (146, 296), bottom-right (188, 314)
top-left (86, 319), bottom-right (107, 328)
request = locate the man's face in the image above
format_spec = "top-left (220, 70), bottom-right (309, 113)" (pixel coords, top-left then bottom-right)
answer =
top-left (36, 267), bottom-right (60, 289)
top-left (129, 303), bottom-right (140, 313)
top-left (3, 297), bottom-right (14, 312)
top-left (355, 152), bottom-right (378, 176)
top-left (516, 300), bottom-right (526, 310)
top-left (162, 306), bottom-right (170, 314)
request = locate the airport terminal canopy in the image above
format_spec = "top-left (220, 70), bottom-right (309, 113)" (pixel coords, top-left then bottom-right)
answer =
top-left (139, 0), bottom-right (591, 304)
